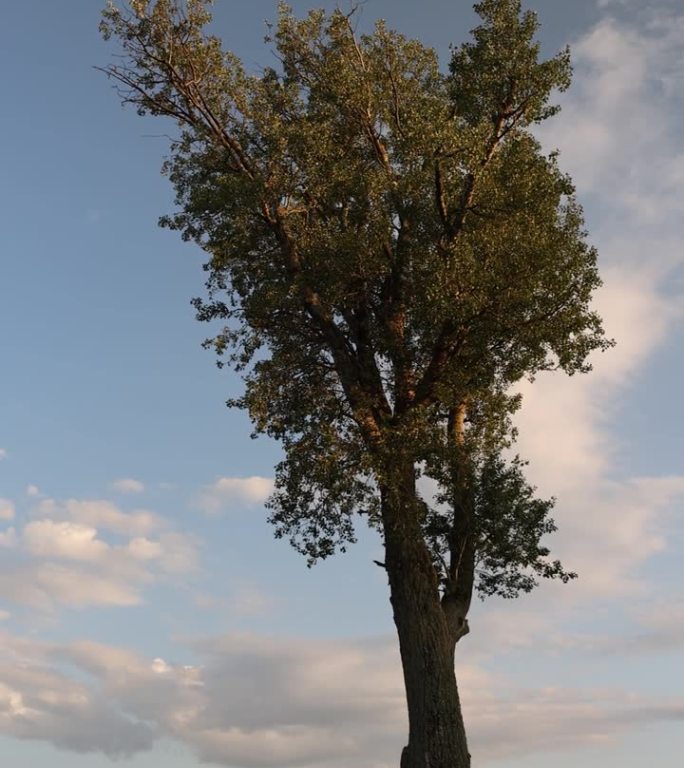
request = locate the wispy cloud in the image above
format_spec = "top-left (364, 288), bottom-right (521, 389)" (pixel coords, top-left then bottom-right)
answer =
top-left (0, 499), bottom-right (15, 522)
top-left (513, 5), bottom-right (684, 604)
top-left (33, 498), bottom-right (162, 538)
top-left (0, 563), bottom-right (144, 609)
top-left (110, 478), bottom-right (145, 495)
top-left (541, 12), bottom-right (684, 230)
top-left (194, 476), bottom-right (273, 515)
top-left (0, 528), bottom-right (17, 549)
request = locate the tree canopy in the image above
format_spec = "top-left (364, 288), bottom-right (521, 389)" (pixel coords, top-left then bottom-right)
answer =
top-left (101, 0), bottom-right (609, 606)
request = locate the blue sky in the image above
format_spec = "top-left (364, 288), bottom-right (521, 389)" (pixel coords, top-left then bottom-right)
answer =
top-left (1, 0), bottom-right (683, 766)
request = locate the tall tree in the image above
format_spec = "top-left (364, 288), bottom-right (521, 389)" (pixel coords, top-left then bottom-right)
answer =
top-left (100, 1), bottom-right (610, 765)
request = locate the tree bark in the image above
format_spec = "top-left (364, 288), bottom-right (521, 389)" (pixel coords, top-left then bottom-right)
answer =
top-left (381, 463), bottom-right (471, 768)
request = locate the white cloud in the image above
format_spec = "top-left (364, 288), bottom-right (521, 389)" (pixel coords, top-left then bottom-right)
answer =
top-left (540, 14), bottom-right (684, 229)
top-left (0, 634), bottom-right (155, 756)
top-left (151, 657), bottom-right (172, 675)
top-left (0, 540), bottom-right (198, 610)
top-left (23, 520), bottom-right (110, 563)
top-left (605, 600), bottom-right (684, 654)
top-left (465, 684), bottom-right (684, 762)
top-left (557, 598), bottom-right (684, 656)
top-left (0, 632), bottom-right (401, 765)
top-left (0, 499), bottom-right (15, 521)
top-left (0, 449), bottom-right (7, 460)
top-left (0, 496), bottom-right (199, 611)
top-left (126, 537), bottom-right (163, 561)
top-left (155, 532), bottom-right (200, 574)
top-left (513, 256), bottom-right (681, 498)
top-left (597, 0), bottom-right (680, 11)
top-left (25, 485), bottom-right (40, 498)
top-left (0, 631), bottom-right (682, 767)
top-left (34, 498), bottom-right (162, 537)
top-left (553, 476), bottom-right (684, 597)
top-left (195, 476), bottom-right (273, 515)
top-left (0, 528), bottom-right (17, 549)
top-left (511, 8), bottom-right (684, 603)
top-left (0, 563), bottom-right (143, 610)
top-left (35, 564), bottom-right (144, 608)
top-left (111, 478), bottom-right (145, 495)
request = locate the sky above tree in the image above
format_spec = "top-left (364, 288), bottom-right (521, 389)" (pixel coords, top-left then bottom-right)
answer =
top-left (0, 1), bottom-right (683, 766)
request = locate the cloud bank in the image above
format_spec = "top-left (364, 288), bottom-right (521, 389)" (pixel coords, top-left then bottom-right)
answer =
top-left (0, 496), bottom-right (198, 611)
top-left (0, 630), bottom-right (683, 767)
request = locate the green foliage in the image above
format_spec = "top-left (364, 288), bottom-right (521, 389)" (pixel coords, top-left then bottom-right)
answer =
top-left (101, 0), bottom-right (609, 601)
top-left (426, 450), bottom-right (575, 600)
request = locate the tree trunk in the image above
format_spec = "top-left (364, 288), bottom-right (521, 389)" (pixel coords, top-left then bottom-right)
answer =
top-left (381, 465), bottom-right (471, 768)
